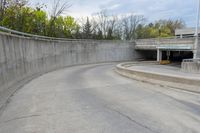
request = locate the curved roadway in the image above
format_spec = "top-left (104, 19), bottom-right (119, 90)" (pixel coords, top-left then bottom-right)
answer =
top-left (0, 63), bottom-right (200, 133)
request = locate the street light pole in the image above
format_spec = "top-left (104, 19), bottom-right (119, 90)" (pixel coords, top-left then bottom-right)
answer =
top-left (194, 0), bottom-right (200, 59)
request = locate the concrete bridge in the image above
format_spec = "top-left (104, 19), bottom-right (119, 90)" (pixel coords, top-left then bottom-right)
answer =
top-left (135, 37), bottom-right (198, 61)
top-left (0, 29), bottom-right (200, 133)
top-left (135, 38), bottom-right (194, 50)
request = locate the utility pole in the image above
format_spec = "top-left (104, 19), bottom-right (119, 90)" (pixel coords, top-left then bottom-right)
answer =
top-left (194, 0), bottom-right (200, 59)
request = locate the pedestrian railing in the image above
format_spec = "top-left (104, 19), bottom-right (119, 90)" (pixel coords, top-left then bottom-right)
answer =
top-left (183, 58), bottom-right (200, 63)
top-left (0, 26), bottom-right (73, 41)
top-left (0, 26), bottom-right (125, 42)
top-left (136, 37), bottom-right (195, 46)
top-left (0, 26), bottom-right (197, 43)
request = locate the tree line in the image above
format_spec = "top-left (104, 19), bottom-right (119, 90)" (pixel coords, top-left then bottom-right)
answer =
top-left (0, 0), bottom-right (185, 40)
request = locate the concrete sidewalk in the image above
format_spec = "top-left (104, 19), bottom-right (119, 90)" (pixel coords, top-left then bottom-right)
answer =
top-left (116, 62), bottom-right (200, 93)
top-left (128, 64), bottom-right (200, 80)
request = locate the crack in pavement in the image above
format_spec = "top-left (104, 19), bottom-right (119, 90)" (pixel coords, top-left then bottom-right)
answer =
top-left (105, 106), bottom-right (159, 133)
top-left (0, 114), bottom-right (41, 124)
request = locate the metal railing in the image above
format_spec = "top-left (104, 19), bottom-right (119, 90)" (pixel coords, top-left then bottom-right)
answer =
top-left (0, 26), bottom-right (197, 42)
top-left (0, 26), bottom-right (123, 42)
top-left (0, 26), bottom-right (74, 41)
top-left (183, 58), bottom-right (200, 63)
top-left (139, 35), bottom-right (196, 44)
top-left (0, 26), bottom-right (138, 43)
top-left (136, 34), bottom-right (196, 40)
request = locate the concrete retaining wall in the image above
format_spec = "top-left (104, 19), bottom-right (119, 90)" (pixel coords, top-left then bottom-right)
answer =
top-left (0, 32), bottom-right (139, 110)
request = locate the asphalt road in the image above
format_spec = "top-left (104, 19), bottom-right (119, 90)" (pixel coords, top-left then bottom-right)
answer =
top-left (0, 63), bottom-right (200, 133)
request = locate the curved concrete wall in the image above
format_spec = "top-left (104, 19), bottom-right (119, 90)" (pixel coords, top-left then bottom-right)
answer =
top-left (0, 32), bottom-right (139, 110)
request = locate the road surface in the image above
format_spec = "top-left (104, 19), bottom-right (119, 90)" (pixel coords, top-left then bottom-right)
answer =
top-left (0, 63), bottom-right (200, 133)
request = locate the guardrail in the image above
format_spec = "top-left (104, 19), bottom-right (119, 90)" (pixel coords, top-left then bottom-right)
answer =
top-left (0, 26), bottom-right (76, 41)
top-left (0, 26), bottom-right (122, 42)
top-left (0, 26), bottom-right (138, 43)
top-left (136, 37), bottom-right (195, 42)
top-left (135, 37), bottom-right (195, 47)
top-left (137, 34), bottom-right (196, 40)
top-left (183, 58), bottom-right (200, 63)
top-left (0, 26), bottom-right (197, 42)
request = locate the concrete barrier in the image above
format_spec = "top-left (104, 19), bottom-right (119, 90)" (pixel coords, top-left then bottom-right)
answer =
top-left (116, 62), bottom-right (200, 93)
top-left (0, 32), bottom-right (140, 111)
top-left (181, 62), bottom-right (200, 73)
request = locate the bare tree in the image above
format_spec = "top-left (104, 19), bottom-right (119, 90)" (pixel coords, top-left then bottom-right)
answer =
top-left (93, 10), bottom-right (108, 38)
top-left (0, 0), bottom-right (6, 9)
top-left (106, 16), bottom-right (118, 39)
top-left (48, 0), bottom-right (71, 36)
top-left (0, 0), bottom-right (6, 20)
top-left (122, 14), bottom-right (145, 40)
top-left (51, 0), bottom-right (71, 18)
top-left (166, 19), bottom-right (185, 34)
top-left (92, 10), bottom-right (119, 39)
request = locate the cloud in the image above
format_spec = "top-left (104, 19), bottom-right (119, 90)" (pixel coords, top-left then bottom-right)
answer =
top-left (106, 4), bottom-right (120, 10)
top-left (30, 0), bottom-right (198, 27)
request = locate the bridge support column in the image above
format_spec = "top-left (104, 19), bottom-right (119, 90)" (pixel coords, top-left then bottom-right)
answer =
top-left (197, 40), bottom-right (200, 58)
top-left (157, 49), bottom-right (162, 62)
top-left (167, 51), bottom-right (170, 60)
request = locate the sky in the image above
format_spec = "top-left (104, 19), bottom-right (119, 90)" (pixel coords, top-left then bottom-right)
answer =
top-left (29, 0), bottom-right (198, 27)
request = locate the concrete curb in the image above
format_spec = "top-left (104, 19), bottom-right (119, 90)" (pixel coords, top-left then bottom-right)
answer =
top-left (116, 62), bottom-right (200, 93)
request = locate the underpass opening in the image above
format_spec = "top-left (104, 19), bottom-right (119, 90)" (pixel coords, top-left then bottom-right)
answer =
top-left (136, 50), bottom-right (193, 65)
top-left (162, 51), bottom-right (193, 62)
top-left (136, 50), bottom-right (157, 61)
top-left (159, 50), bottom-right (193, 67)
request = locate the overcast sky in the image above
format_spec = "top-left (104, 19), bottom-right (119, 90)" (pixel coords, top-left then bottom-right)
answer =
top-left (30, 0), bottom-right (198, 27)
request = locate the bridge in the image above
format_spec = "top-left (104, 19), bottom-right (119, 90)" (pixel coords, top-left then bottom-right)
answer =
top-left (135, 37), bottom-right (198, 61)
top-left (135, 38), bottom-right (195, 50)
top-left (0, 27), bottom-right (200, 133)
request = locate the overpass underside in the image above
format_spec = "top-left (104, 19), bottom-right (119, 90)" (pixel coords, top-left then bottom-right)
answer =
top-left (135, 38), bottom-right (196, 62)
top-left (136, 50), bottom-right (193, 62)
top-left (156, 47), bottom-right (193, 62)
